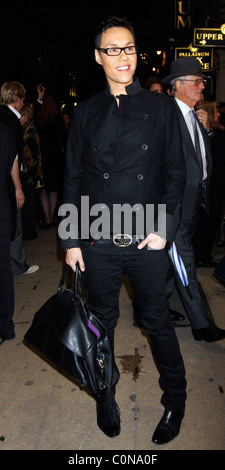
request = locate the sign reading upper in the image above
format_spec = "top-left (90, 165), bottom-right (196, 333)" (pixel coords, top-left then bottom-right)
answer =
top-left (193, 25), bottom-right (225, 47)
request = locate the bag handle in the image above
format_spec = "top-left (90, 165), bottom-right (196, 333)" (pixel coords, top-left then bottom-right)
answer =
top-left (58, 264), bottom-right (73, 292)
top-left (75, 262), bottom-right (86, 300)
top-left (58, 263), bottom-right (86, 301)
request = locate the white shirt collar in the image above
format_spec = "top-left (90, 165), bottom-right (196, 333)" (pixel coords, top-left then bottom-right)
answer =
top-left (175, 98), bottom-right (207, 179)
top-left (8, 104), bottom-right (21, 119)
top-left (175, 97), bottom-right (193, 117)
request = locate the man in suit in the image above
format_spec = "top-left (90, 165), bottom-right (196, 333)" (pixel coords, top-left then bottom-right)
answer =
top-left (162, 57), bottom-right (225, 342)
top-left (0, 122), bottom-right (24, 340)
top-left (0, 82), bottom-right (39, 276)
top-left (61, 16), bottom-right (187, 445)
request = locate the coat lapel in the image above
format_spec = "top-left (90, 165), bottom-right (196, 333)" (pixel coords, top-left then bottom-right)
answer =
top-left (174, 101), bottom-right (200, 167)
top-left (174, 101), bottom-right (212, 178)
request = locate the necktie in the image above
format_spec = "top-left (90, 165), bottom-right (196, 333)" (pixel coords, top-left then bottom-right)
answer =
top-left (189, 109), bottom-right (203, 175)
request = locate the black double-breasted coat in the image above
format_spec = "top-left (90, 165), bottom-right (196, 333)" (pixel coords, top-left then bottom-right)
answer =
top-left (61, 79), bottom-right (186, 248)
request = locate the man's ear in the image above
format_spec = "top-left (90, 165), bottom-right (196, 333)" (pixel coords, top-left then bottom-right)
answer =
top-left (95, 49), bottom-right (102, 65)
top-left (176, 80), bottom-right (182, 90)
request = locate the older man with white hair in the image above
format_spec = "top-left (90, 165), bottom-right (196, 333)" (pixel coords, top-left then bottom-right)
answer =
top-left (162, 57), bottom-right (225, 342)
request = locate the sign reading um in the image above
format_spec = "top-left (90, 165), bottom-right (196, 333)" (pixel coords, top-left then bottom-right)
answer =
top-left (175, 0), bottom-right (192, 29)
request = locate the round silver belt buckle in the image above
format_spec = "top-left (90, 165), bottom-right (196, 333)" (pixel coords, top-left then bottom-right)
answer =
top-left (113, 234), bottom-right (132, 247)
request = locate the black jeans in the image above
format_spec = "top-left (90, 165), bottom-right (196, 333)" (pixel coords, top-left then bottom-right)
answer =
top-left (81, 241), bottom-right (186, 410)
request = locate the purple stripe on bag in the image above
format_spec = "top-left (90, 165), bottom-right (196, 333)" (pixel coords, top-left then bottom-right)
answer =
top-left (84, 306), bottom-right (100, 338)
top-left (87, 319), bottom-right (100, 339)
top-left (81, 297), bottom-right (100, 339)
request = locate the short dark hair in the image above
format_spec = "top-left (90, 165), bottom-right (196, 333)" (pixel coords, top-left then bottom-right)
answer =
top-left (144, 76), bottom-right (162, 90)
top-left (95, 16), bottom-right (135, 49)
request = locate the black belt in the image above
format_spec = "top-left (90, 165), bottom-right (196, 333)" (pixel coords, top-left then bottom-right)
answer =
top-left (82, 234), bottom-right (145, 247)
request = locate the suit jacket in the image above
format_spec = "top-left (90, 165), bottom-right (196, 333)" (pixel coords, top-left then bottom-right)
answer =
top-left (0, 105), bottom-right (25, 167)
top-left (0, 122), bottom-right (17, 235)
top-left (62, 78), bottom-right (186, 248)
top-left (173, 100), bottom-right (212, 224)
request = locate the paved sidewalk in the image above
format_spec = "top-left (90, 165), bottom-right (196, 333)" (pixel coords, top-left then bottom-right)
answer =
top-left (0, 226), bottom-right (224, 452)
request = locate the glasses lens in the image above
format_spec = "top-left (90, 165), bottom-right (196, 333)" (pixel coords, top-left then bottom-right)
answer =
top-left (125, 46), bottom-right (137, 54)
top-left (195, 79), bottom-right (206, 85)
top-left (106, 46), bottom-right (137, 55)
top-left (107, 48), bottom-right (121, 55)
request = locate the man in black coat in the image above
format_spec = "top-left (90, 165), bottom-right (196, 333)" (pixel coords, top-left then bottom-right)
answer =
top-left (162, 58), bottom-right (225, 342)
top-left (0, 81), bottom-right (39, 276)
top-left (0, 122), bottom-right (22, 340)
top-left (60, 17), bottom-right (187, 445)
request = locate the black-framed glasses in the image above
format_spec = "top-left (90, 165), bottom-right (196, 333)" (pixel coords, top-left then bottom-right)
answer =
top-left (181, 78), bottom-right (207, 86)
top-left (97, 45), bottom-right (138, 56)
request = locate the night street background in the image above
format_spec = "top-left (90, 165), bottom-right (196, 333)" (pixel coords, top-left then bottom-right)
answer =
top-left (0, 1), bottom-right (224, 105)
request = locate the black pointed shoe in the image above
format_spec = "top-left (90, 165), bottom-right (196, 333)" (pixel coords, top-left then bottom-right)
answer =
top-left (152, 407), bottom-right (185, 445)
top-left (96, 388), bottom-right (121, 438)
top-left (169, 309), bottom-right (185, 322)
top-left (192, 325), bottom-right (225, 342)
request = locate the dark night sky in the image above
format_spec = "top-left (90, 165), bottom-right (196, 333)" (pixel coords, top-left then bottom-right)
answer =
top-left (0, 1), bottom-right (222, 103)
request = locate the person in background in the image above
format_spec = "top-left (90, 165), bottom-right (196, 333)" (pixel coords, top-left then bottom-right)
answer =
top-left (0, 81), bottom-right (39, 276)
top-left (20, 103), bottom-right (44, 240)
top-left (144, 76), bottom-right (163, 93)
top-left (0, 121), bottom-right (23, 340)
top-left (162, 58), bottom-right (225, 342)
top-left (218, 101), bottom-right (225, 126)
top-left (34, 84), bottom-right (64, 228)
top-left (61, 107), bottom-right (72, 134)
top-left (193, 101), bottom-right (225, 266)
top-left (58, 106), bottom-right (72, 206)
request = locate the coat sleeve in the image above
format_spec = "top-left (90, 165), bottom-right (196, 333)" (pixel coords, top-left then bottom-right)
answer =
top-left (60, 104), bottom-right (85, 249)
top-left (160, 98), bottom-right (186, 242)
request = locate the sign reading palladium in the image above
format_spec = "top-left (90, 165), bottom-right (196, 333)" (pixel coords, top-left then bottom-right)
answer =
top-left (58, 197), bottom-right (167, 246)
top-left (175, 47), bottom-right (213, 71)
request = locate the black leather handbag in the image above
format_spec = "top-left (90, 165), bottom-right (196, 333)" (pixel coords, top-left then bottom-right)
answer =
top-left (24, 264), bottom-right (119, 399)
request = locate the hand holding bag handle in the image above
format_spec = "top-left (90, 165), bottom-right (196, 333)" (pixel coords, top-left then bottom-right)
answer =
top-left (58, 262), bottom-right (86, 300)
top-left (74, 262), bottom-right (86, 301)
top-left (24, 261), bottom-right (119, 397)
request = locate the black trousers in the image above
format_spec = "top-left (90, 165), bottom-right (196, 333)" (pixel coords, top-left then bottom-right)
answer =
top-left (81, 241), bottom-right (186, 410)
top-left (11, 208), bottom-right (29, 277)
top-left (167, 221), bottom-right (211, 329)
top-left (0, 233), bottom-right (15, 335)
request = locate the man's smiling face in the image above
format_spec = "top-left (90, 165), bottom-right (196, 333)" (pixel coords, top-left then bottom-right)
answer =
top-left (95, 27), bottom-right (137, 96)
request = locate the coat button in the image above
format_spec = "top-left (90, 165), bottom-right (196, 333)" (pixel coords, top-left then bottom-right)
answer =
top-left (142, 144), bottom-right (148, 150)
top-left (103, 173), bottom-right (109, 179)
top-left (137, 174), bottom-right (143, 180)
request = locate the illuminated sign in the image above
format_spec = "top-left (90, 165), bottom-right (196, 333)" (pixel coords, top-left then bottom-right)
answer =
top-left (175, 0), bottom-right (192, 29)
top-left (175, 46), bottom-right (213, 71)
top-left (193, 25), bottom-right (225, 47)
